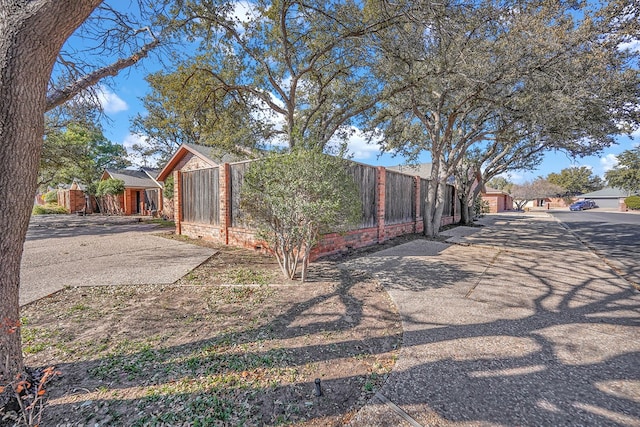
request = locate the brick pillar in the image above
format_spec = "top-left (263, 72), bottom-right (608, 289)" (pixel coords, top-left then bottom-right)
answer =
top-left (377, 167), bottom-right (386, 243)
top-left (174, 170), bottom-right (182, 235)
top-left (414, 175), bottom-right (421, 233)
top-left (219, 163), bottom-right (232, 244)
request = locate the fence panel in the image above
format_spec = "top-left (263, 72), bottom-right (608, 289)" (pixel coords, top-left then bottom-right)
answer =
top-left (420, 178), bottom-right (429, 218)
top-left (181, 167), bottom-right (219, 225)
top-left (385, 171), bottom-right (415, 224)
top-left (347, 163), bottom-right (378, 228)
top-left (230, 161), bottom-right (253, 228)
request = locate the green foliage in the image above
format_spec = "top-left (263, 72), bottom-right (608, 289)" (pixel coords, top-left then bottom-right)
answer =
top-left (40, 121), bottom-right (130, 189)
top-left (547, 167), bottom-right (604, 196)
top-left (241, 149), bottom-right (362, 281)
top-left (43, 190), bottom-right (58, 204)
top-left (625, 195), bottom-right (640, 210)
top-left (605, 147), bottom-right (640, 195)
top-left (486, 177), bottom-right (513, 194)
top-left (96, 178), bottom-right (125, 196)
top-left (32, 204), bottom-right (68, 215)
top-left (163, 175), bottom-right (174, 200)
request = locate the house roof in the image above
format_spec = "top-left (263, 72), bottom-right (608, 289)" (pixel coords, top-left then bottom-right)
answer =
top-left (483, 186), bottom-right (510, 195)
top-left (387, 163), bottom-right (433, 179)
top-left (579, 187), bottom-right (636, 199)
top-left (102, 168), bottom-right (162, 189)
top-left (156, 143), bottom-right (257, 181)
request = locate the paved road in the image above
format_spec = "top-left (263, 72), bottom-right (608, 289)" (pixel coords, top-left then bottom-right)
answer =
top-left (20, 215), bottom-right (216, 306)
top-left (550, 210), bottom-right (640, 286)
top-left (347, 213), bottom-right (640, 427)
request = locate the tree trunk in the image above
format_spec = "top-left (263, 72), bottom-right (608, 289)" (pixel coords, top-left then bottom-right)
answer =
top-left (0, 0), bottom-right (102, 384)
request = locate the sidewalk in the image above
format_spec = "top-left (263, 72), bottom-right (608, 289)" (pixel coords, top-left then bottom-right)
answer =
top-left (344, 214), bottom-right (640, 426)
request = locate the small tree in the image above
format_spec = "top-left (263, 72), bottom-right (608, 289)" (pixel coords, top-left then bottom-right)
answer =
top-left (511, 179), bottom-right (563, 211)
top-left (241, 149), bottom-right (361, 281)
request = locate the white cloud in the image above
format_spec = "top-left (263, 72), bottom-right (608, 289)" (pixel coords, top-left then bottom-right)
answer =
top-left (600, 153), bottom-right (619, 172)
top-left (618, 39), bottom-right (640, 53)
top-left (345, 128), bottom-right (383, 161)
top-left (120, 133), bottom-right (158, 167)
top-left (97, 87), bottom-right (128, 114)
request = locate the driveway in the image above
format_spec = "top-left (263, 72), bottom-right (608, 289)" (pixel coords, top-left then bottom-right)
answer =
top-left (346, 213), bottom-right (640, 426)
top-left (20, 215), bottom-right (216, 306)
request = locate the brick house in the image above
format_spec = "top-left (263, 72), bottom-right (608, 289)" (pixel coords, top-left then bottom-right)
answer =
top-left (100, 168), bottom-right (163, 215)
top-left (158, 149), bottom-right (461, 260)
top-left (481, 187), bottom-right (513, 213)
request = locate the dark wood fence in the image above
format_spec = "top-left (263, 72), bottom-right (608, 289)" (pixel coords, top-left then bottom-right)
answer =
top-left (347, 163), bottom-right (378, 228)
top-left (181, 168), bottom-right (220, 224)
top-left (230, 162), bottom-right (251, 228)
top-left (385, 170), bottom-right (415, 224)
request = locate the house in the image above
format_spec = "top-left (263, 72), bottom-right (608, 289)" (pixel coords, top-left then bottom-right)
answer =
top-left (578, 187), bottom-right (639, 211)
top-left (100, 168), bottom-right (163, 215)
top-left (158, 151), bottom-right (463, 260)
top-left (481, 187), bottom-right (513, 213)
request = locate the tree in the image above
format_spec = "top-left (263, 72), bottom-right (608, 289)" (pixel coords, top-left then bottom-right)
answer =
top-left (369, 0), bottom-right (640, 236)
top-left (511, 179), bottom-right (564, 211)
top-left (1, 1), bottom-right (163, 385)
top-left (143, 0), bottom-right (398, 153)
top-left (131, 65), bottom-right (271, 166)
top-left (487, 177), bottom-right (514, 194)
top-left (241, 149), bottom-right (361, 282)
top-left (605, 147), bottom-right (640, 195)
top-left (547, 167), bottom-right (604, 196)
top-left (40, 122), bottom-right (130, 188)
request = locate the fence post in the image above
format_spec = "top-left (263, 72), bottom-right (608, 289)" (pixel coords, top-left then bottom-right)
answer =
top-left (174, 170), bottom-right (182, 235)
top-left (220, 163), bottom-right (231, 245)
top-left (377, 167), bottom-right (386, 243)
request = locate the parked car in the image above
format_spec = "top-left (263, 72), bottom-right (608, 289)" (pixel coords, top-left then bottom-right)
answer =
top-left (570, 200), bottom-right (597, 211)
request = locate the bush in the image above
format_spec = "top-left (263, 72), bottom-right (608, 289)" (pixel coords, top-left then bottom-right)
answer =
top-left (43, 190), bottom-right (58, 204)
top-left (625, 195), bottom-right (640, 210)
top-left (163, 175), bottom-right (174, 200)
top-left (32, 204), bottom-right (68, 215)
top-left (96, 178), bottom-right (125, 196)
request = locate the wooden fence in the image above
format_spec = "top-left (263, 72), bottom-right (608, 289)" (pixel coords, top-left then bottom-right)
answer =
top-left (181, 167), bottom-right (220, 225)
top-left (386, 170), bottom-right (415, 225)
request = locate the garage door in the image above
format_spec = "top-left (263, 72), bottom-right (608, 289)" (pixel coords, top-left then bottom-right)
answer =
top-left (592, 198), bottom-right (619, 209)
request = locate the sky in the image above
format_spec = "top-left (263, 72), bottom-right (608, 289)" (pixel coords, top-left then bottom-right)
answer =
top-left (85, 8), bottom-right (639, 185)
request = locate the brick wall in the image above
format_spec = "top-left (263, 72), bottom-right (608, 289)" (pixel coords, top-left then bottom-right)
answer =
top-left (173, 161), bottom-right (459, 260)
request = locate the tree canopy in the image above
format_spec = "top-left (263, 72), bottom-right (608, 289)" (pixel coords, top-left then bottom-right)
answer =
top-left (605, 147), bottom-right (640, 195)
top-left (511, 179), bottom-right (564, 210)
top-left (367, 0), bottom-right (639, 235)
top-left (40, 121), bottom-right (130, 189)
top-left (547, 167), bottom-right (605, 196)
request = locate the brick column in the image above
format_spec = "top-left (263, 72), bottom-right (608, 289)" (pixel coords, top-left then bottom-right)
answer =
top-left (174, 170), bottom-right (182, 235)
top-left (377, 167), bottom-right (386, 243)
top-left (219, 163), bottom-right (232, 245)
top-left (414, 175), bottom-right (421, 233)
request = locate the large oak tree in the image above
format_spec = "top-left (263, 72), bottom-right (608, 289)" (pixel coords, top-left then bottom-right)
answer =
top-left (369, 0), bottom-right (640, 236)
top-left (0, 0), bottom-right (162, 385)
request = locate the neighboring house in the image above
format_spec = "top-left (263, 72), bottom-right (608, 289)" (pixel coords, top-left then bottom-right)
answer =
top-left (578, 187), bottom-right (639, 211)
top-left (101, 167), bottom-right (163, 215)
top-left (522, 197), bottom-right (572, 209)
top-left (481, 187), bottom-right (513, 213)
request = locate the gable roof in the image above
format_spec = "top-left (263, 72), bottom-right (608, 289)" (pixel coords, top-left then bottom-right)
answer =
top-left (579, 187), bottom-right (637, 198)
top-left (387, 163), bottom-right (433, 179)
top-left (102, 168), bottom-right (162, 189)
top-left (156, 143), bottom-right (257, 181)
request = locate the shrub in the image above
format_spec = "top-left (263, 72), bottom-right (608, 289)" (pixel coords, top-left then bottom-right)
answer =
top-left (96, 178), bottom-right (125, 196)
top-left (625, 195), bottom-right (640, 210)
top-left (163, 175), bottom-right (174, 200)
top-left (43, 190), bottom-right (58, 204)
top-left (32, 204), bottom-right (68, 215)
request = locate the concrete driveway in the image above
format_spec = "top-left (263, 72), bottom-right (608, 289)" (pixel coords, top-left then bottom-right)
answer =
top-left (20, 215), bottom-right (216, 306)
top-left (346, 213), bottom-right (640, 426)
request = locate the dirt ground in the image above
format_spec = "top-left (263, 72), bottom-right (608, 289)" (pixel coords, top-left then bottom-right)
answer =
top-left (11, 234), bottom-right (408, 426)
